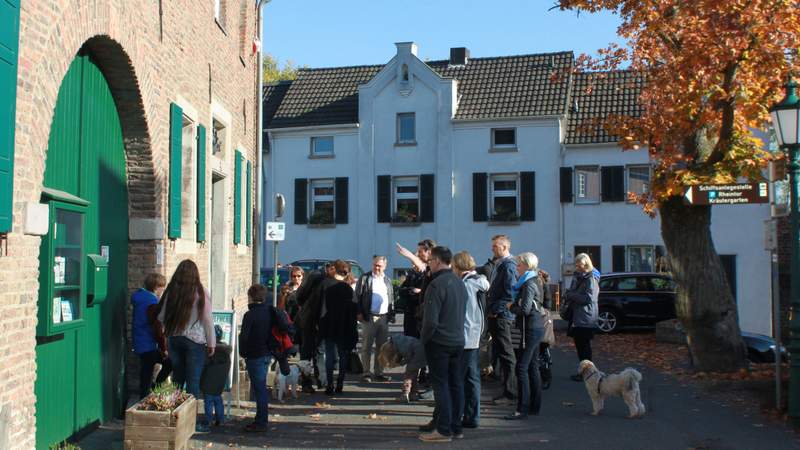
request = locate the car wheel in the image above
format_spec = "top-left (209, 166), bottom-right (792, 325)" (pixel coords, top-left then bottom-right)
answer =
top-left (598, 309), bottom-right (619, 333)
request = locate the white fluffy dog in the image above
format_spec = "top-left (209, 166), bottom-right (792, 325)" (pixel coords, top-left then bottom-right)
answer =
top-left (274, 360), bottom-right (314, 402)
top-left (578, 360), bottom-right (645, 418)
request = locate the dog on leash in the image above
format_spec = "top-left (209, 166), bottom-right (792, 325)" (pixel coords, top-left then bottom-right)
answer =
top-left (274, 360), bottom-right (314, 402)
top-left (578, 360), bottom-right (645, 418)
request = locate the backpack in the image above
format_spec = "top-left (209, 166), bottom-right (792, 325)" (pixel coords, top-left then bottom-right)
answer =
top-left (270, 307), bottom-right (294, 355)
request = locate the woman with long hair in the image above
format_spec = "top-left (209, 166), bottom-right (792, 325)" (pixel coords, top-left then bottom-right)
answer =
top-left (157, 259), bottom-right (216, 399)
top-left (318, 260), bottom-right (358, 395)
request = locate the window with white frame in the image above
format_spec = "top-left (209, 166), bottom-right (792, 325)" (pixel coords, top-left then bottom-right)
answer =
top-left (311, 136), bottom-right (334, 157)
top-left (393, 177), bottom-right (419, 222)
top-left (575, 166), bottom-right (600, 204)
top-left (627, 245), bottom-right (655, 272)
top-left (491, 128), bottom-right (516, 148)
top-left (490, 174), bottom-right (519, 221)
top-left (309, 179), bottom-right (335, 224)
top-left (397, 113), bottom-right (416, 144)
top-left (627, 165), bottom-right (650, 201)
top-left (181, 115), bottom-right (197, 241)
top-left (212, 118), bottom-right (227, 156)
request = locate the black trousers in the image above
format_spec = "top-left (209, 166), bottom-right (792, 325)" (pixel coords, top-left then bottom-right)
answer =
top-left (403, 304), bottom-right (420, 338)
top-left (571, 327), bottom-right (594, 362)
top-left (138, 351), bottom-right (172, 399)
top-left (488, 317), bottom-right (517, 398)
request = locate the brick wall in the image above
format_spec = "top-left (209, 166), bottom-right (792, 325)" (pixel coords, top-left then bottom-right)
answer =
top-left (1, 1), bottom-right (259, 448)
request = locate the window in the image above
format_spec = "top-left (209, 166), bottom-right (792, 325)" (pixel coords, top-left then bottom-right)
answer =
top-left (616, 277), bottom-right (645, 291)
top-left (627, 165), bottom-right (650, 201)
top-left (397, 113), bottom-right (416, 144)
top-left (181, 115), bottom-right (197, 241)
top-left (212, 118), bottom-right (226, 156)
top-left (492, 128), bottom-right (516, 148)
top-left (650, 277), bottom-right (675, 291)
top-left (311, 136), bottom-right (334, 157)
top-left (393, 177), bottom-right (419, 222)
top-left (574, 245), bottom-right (601, 272)
top-left (575, 166), bottom-right (600, 204)
top-left (401, 64), bottom-right (409, 82)
top-left (627, 246), bottom-right (654, 272)
top-left (490, 174), bottom-right (519, 221)
top-left (309, 179), bottom-right (335, 224)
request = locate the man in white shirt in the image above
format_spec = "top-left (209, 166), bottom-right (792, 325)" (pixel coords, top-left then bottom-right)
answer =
top-left (355, 255), bottom-right (394, 382)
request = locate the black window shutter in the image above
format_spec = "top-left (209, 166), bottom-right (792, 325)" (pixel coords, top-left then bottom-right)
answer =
top-left (335, 177), bottom-right (348, 224)
top-left (602, 166), bottom-right (625, 201)
top-left (294, 178), bottom-right (308, 225)
top-left (420, 174), bottom-right (434, 223)
top-left (473, 172), bottom-right (488, 222)
top-left (560, 167), bottom-right (573, 203)
top-left (601, 166), bottom-right (612, 202)
top-left (520, 171), bottom-right (535, 221)
top-left (377, 175), bottom-right (391, 223)
top-left (612, 245), bottom-right (626, 273)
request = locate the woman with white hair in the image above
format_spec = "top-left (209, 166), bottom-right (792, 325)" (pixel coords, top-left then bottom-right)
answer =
top-left (503, 252), bottom-right (546, 420)
top-left (560, 253), bottom-right (600, 381)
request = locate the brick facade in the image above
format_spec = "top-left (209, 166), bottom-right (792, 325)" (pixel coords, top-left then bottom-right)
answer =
top-left (0, 1), bottom-right (259, 448)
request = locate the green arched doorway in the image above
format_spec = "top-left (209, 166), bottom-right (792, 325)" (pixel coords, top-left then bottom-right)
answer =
top-left (34, 51), bottom-right (129, 449)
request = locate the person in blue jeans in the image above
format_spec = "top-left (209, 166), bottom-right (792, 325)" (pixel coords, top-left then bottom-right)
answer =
top-left (200, 325), bottom-right (232, 431)
top-left (156, 260), bottom-right (216, 433)
top-left (504, 252), bottom-right (546, 420)
top-left (418, 246), bottom-right (468, 443)
top-left (239, 284), bottom-right (289, 432)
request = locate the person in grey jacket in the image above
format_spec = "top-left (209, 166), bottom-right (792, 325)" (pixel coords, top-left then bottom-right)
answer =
top-left (560, 253), bottom-right (600, 381)
top-left (355, 255), bottom-right (395, 382)
top-left (418, 246), bottom-right (468, 443)
top-left (504, 253), bottom-right (545, 420)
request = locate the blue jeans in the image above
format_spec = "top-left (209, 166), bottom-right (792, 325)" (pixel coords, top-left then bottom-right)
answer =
top-left (325, 339), bottom-right (350, 384)
top-left (246, 356), bottom-right (271, 426)
top-left (516, 328), bottom-right (545, 415)
top-left (168, 336), bottom-right (207, 397)
top-left (203, 394), bottom-right (224, 424)
top-left (425, 342), bottom-right (464, 436)
top-left (460, 348), bottom-right (480, 427)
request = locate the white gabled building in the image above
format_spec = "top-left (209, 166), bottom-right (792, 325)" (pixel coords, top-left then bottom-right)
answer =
top-left (262, 42), bottom-right (773, 335)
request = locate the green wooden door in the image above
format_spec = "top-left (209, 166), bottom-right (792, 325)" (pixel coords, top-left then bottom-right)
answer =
top-left (35, 53), bottom-right (129, 449)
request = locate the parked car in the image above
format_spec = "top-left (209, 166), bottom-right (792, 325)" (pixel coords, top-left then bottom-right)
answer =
top-left (596, 272), bottom-right (677, 334)
top-left (289, 259), bottom-right (365, 279)
top-left (742, 331), bottom-right (789, 363)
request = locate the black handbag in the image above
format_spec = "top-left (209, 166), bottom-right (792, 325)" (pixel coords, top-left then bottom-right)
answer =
top-left (346, 351), bottom-right (364, 374)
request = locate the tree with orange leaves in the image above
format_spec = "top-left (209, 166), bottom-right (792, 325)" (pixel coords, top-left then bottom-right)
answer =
top-left (557, 0), bottom-right (800, 371)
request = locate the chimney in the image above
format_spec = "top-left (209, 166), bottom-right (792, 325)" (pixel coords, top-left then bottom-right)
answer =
top-left (395, 42), bottom-right (418, 57)
top-left (449, 47), bottom-right (470, 66)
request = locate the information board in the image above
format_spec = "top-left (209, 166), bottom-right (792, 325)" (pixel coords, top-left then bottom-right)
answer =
top-left (212, 310), bottom-right (237, 391)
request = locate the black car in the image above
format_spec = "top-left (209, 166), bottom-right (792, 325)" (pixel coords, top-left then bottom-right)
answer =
top-left (597, 272), bottom-right (677, 333)
top-left (289, 259), bottom-right (365, 279)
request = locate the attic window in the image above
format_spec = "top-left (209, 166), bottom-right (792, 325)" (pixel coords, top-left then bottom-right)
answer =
top-left (402, 64), bottom-right (409, 82)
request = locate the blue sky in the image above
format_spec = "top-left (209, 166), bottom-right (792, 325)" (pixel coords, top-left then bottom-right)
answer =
top-left (262, 0), bottom-right (624, 68)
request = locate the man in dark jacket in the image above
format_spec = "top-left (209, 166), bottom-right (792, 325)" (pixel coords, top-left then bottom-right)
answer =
top-left (486, 234), bottom-right (518, 404)
top-left (239, 284), bottom-right (289, 432)
top-left (355, 255), bottom-right (395, 382)
top-left (418, 246), bottom-right (468, 443)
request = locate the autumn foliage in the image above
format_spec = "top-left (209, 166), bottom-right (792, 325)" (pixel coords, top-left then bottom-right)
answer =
top-left (558, 0), bottom-right (800, 214)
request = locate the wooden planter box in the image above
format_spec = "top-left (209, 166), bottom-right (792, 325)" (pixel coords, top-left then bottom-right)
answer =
top-left (124, 395), bottom-right (196, 450)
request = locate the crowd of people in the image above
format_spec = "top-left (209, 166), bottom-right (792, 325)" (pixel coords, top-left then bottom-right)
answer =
top-left (130, 234), bottom-right (601, 441)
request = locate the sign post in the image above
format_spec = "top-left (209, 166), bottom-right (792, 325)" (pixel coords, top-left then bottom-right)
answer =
top-left (683, 182), bottom-right (769, 205)
top-left (267, 194), bottom-right (286, 307)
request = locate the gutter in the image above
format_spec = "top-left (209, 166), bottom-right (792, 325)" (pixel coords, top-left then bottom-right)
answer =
top-left (254, 0), bottom-right (271, 283)
top-left (267, 123), bottom-right (361, 133)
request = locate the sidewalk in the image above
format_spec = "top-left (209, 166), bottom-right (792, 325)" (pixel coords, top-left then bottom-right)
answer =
top-left (79, 345), bottom-right (800, 450)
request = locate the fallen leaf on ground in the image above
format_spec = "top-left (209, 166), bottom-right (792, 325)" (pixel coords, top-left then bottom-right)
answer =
top-left (309, 413), bottom-right (321, 421)
top-left (562, 402), bottom-right (575, 407)
top-left (315, 402), bottom-right (332, 408)
top-left (333, 434), bottom-right (345, 438)
top-left (309, 429), bottom-right (319, 433)
top-left (206, 443), bottom-right (214, 448)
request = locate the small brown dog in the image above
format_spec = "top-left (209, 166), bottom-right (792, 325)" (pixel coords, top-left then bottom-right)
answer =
top-left (578, 360), bottom-right (645, 418)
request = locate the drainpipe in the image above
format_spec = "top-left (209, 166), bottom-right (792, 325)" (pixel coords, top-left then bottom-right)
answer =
top-left (254, 0), bottom-right (272, 283)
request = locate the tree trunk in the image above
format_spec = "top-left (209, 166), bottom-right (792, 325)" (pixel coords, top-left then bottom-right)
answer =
top-left (659, 196), bottom-right (747, 372)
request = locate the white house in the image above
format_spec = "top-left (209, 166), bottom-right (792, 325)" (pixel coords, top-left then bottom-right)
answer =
top-left (262, 42), bottom-right (773, 335)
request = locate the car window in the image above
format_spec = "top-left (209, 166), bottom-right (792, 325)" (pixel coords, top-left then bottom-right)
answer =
top-left (615, 277), bottom-right (641, 291)
top-left (598, 278), bottom-right (616, 290)
top-left (650, 277), bottom-right (674, 291)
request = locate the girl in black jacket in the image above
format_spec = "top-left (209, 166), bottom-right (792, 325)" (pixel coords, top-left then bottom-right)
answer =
top-left (318, 260), bottom-right (358, 395)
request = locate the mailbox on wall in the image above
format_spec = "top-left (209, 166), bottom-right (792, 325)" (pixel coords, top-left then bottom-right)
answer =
top-left (87, 254), bottom-right (108, 305)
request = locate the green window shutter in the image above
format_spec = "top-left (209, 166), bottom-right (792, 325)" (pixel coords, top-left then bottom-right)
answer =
top-left (246, 159), bottom-right (252, 246)
top-left (196, 124), bottom-right (206, 242)
top-left (234, 150), bottom-right (242, 244)
top-left (0, 2), bottom-right (21, 233)
top-left (168, 103), bottom-right (183, 239)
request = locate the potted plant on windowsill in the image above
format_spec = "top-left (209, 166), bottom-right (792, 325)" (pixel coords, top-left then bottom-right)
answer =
top-left (309, 210), bottom-right (334, 226)
top-left (124, 383), bottom-right (196, 449)
top-left (490, 211), bottom-right (521, 223)
top-left (391, 206), bottom-right (418, 224)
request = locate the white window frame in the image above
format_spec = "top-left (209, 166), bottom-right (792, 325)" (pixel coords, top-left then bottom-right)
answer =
top-left (626, 245), bottom-right (655, 272)
top-left (489, 173), bottom-right (520, 221)
top-left (310, 136), bottom-right (334, 158)
top-left (396, 112), bottom-right (416, 144)
top-left (575, 166), bottom-right (600, 204)
top-left (626, 165), bottom-right (651, 203)
top-left (180, 114), bottom-right (197, 243)
top-left (392, 176), bottom-right (420, 222)
top-left (491, 127), bottom-right (517, 149)
top-left (309, 178), bottom-right (335, 224)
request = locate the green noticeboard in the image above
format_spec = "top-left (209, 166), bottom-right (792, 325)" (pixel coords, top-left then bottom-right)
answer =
top-left (212, 310), bottom-right (237, 391)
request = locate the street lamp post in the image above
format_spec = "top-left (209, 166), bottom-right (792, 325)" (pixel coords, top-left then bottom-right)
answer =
top-left (770, 77), bottom-right (800, 424)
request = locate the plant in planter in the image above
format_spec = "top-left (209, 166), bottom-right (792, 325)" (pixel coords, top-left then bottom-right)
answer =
top-left (392, 206), bottom-right (418, 223)
top-left (124, 383), bottom-right (196, 450)
top-left (309, 209), bottom-right (334, 225)
top-left (490, 211), bottom-right (520, 222)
